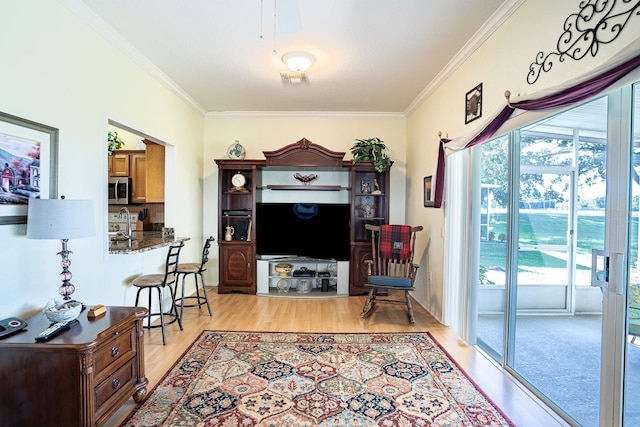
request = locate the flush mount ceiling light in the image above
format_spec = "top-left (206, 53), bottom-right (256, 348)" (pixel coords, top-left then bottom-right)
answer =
top-left (282, 51), bottom-right (315, 72)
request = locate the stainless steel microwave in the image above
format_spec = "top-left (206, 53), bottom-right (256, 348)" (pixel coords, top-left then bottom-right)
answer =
top-left (108, 177), bottom-right (130, 205)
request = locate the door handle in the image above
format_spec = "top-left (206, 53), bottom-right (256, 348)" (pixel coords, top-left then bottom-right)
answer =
top-left (591, 249), bottom-right (626, 296)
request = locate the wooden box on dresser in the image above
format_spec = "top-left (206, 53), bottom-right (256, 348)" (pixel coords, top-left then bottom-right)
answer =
top-left (0, 306), bottom-right (148, 427)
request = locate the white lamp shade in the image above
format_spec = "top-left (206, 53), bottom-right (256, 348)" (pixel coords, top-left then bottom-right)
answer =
top-left (27, 199), bottom-right (95, 240)
top-left (282, 51), bottom-right (315, 72)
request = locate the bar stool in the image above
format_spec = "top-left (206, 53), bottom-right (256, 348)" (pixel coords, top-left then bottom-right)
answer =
top-left (175, 236), bottom-right (215, 320)
top-left (133, 242), bottom-right (184, 345)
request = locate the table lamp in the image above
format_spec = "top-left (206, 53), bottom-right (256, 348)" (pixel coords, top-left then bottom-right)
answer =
top-left (27, 197), bottom-right (95, 300)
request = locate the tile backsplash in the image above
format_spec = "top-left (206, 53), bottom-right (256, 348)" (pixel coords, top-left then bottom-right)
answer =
top-left (108, 203), bottom-right (165, 231)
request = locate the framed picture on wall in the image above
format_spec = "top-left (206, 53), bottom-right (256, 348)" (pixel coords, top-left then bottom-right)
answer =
top-left (465, 83), bottom-right (483, 124)
top-left (424, 176), bottom-right (434, 207)
top-left (0, 111), bottom-right (58, 225)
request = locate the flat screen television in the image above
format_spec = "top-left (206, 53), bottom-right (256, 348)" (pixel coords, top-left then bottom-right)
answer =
top-left (256, 203), bottom-right (350, 260)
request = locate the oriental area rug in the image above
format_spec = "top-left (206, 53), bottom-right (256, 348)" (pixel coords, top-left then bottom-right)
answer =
top-left (121, 331), bottom-right (514, 426)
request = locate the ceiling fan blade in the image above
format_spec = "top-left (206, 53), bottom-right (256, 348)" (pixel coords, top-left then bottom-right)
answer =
top-left (276, 0), bottom-right (302, 34)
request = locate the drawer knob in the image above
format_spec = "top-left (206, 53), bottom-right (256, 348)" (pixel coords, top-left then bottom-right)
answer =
top-left (112, 378), bottom-right (120, 389)
top-left (111, 346), bottom-right (119, 357)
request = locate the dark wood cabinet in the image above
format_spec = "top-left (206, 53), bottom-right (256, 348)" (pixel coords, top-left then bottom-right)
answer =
top-left (0, 306), bottom-right (148, 427)
top-left (350, 243), bottom-right (374, 295)
top-left (215, 160), bottom-right (259, 294)
top-left (219, 242), bottom-right (256, 292)
top-left (215, 140), bottom-right (391, 296)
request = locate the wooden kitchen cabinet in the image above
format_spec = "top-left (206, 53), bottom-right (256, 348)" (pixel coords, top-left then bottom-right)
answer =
top-left (109, 142), bottom-right (165, 204)
top-left (130, 152), bottom-right (147, 203)
top-left (144, 141), bottom-right (165, 203)
top-left (0, 306), bottom-right (148, 427)
top-left (109, 152), bottom-right (130, 177)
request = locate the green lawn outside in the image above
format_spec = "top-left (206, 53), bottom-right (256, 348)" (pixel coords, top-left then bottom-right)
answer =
top-left (481, 212), bottom-right (639, 270)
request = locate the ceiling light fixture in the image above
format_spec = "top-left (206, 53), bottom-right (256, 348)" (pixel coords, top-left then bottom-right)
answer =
top-left (282, 51), bottom-right (315, 72)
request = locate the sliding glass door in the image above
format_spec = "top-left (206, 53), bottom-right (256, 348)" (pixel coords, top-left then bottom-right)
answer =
top-left (470, 87), bottom-right (640, 426)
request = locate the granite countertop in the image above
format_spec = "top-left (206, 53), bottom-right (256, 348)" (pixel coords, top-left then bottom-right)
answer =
top-left (108, 231), bottom-right (190, 254)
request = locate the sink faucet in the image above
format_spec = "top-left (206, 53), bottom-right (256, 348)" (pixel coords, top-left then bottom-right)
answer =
top-left (118, 206), bottom-right (133, 241)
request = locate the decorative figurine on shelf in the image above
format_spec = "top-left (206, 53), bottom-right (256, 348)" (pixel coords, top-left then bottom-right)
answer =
top-left (360, 180), bottom-right (371, 194)
top-left (372, 179), bottom-right (383, 195)
top-left (274, 263), bottom-right (293, 277)
top-left (361, 196), bottom-right (375, 218)
top-left (224, 225), bottom-right (235, 241)
top-left (293, 173), bottom-right (318, 185)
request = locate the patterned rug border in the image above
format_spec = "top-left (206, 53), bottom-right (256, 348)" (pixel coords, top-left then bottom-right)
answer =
top-left (120, 330), bottom-right (516, 426)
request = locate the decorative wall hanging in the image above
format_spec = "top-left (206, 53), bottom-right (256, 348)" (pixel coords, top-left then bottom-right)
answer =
top-left (424, 176), bottom-right (435, 207)
top-left (465, 83), bottom-right (483, 124)
top-left (0, 111), bottom-right (58, 225)
top-left (527, 0), bottom-right (640, 85)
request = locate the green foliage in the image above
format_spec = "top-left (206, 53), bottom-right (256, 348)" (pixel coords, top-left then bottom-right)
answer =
top-left (488, 231), bottom-right (495, 241)
top-left (479, 265), bottom-right (496, 286)
top-left (498, 232), bottom-right (507, 242)
top-left (107, 131), bottom-right (124, 156)
top-left (350, 138), bottom-right (392, 172)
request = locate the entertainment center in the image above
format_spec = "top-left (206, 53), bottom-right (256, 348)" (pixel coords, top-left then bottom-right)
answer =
top-left (215, 138), bottom-right (390, 296)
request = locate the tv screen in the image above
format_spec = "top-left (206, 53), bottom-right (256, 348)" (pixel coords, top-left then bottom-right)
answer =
top-left (256, 203), bottom-right (350, 260)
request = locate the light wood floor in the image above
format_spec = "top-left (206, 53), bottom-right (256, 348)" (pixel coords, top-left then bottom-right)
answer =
top-left (104, 290), bottom-right (570, 427)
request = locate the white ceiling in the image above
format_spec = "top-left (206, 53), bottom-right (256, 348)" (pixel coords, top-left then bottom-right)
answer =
top-left (68, 0), bottom-right (518, 115)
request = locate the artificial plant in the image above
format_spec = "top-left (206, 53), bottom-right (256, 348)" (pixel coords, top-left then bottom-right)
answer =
top-left (107, 130), bottom-right (124, 156)
top-left (350, 137), bottom-right (392, 172)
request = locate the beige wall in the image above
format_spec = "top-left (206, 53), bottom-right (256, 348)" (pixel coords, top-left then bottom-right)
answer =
top-left (0, 1), bottom-right (204, 318)
top-left (406, 0), bottom-right (640, 321)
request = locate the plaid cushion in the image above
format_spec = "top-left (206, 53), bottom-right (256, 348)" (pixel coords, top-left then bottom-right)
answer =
top-left (369, 275), bottom-right (413, 288)
top-left (380, 225), bottom-right (412, 261)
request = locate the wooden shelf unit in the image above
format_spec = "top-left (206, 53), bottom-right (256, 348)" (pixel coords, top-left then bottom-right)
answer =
top-left (215, 139), bottom-right (390, 296)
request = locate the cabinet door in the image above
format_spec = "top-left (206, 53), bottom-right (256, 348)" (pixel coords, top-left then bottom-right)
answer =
top-left (145, 141), bottom-right (165, 203)
top-left (130, 153), bottom-right (146, 203)
top-left (350, 243), bottom-right (372, 295)
top-left (219, 243), bottom-right (255, 294)
top-left (110, 153), bottom-right (130, 177)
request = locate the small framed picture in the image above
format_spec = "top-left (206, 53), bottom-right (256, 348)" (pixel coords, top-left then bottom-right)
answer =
top-left (465, 83), bottom-right (483, 124)
top-left (424, 176), bottom-right (434, 207)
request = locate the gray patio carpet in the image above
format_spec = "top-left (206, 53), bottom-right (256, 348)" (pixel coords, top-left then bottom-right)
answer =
top-left (478, 314), bottom-right (640, 427)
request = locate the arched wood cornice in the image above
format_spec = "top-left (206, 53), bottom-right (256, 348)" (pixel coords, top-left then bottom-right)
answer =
top-left (262, 138), bottom-right (346, 167)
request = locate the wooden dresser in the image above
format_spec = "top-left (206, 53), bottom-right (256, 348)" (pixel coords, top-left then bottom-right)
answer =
top-left (0, 306), bottom-right (148, 427)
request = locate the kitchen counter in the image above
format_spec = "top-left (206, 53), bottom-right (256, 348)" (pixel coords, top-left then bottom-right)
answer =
top-left (109, 231), bottom-right (190, 254)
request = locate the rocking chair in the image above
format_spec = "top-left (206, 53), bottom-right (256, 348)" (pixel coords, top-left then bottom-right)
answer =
top-left (360, 224), bottom-right (423, 323)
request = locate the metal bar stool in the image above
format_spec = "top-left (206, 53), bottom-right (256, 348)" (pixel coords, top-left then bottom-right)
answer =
top-left (133, 242), bottom-right (184, 345)
top-left (175, 236), bottom-right (214, 320)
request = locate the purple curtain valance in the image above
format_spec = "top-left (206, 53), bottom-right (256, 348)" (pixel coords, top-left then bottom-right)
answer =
top-left (431, 41), bottom-right (640, 208)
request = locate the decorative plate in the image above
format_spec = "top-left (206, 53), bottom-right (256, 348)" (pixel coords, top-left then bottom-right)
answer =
top-left (227, 142), bottom-right (246, 160)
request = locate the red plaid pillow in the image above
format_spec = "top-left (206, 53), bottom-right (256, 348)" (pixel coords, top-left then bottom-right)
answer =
top-left (380, 225), bottom-right (412, 261)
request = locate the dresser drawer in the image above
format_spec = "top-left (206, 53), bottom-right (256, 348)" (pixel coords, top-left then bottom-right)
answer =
top-left (95, 325), bottom-right (134, 380)
top-left (95, 358), bottom-right (135, 409)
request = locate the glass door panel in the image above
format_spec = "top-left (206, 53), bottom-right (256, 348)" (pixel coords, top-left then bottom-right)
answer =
top-left (510, 98), bottom-right (607, 427)
top-left (476, 136), bottom-right (509, 359)
top-left (624, 82), bottom-right (640, 425)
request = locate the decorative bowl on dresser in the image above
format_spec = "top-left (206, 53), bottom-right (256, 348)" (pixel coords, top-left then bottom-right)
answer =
top-left (0, 306), bottom-right (148, 427)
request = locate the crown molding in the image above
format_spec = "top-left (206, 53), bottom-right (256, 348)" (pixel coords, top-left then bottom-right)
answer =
top-left (404, 0), bottom-right (526, 116)
top-left (59, 0), bottom-right (207, 116)
top-left (204, 110), bottom-right (405, 119)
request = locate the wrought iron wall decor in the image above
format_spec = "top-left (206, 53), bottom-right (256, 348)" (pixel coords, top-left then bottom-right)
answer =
top-left (527, 0), bottom-right (640, 85)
